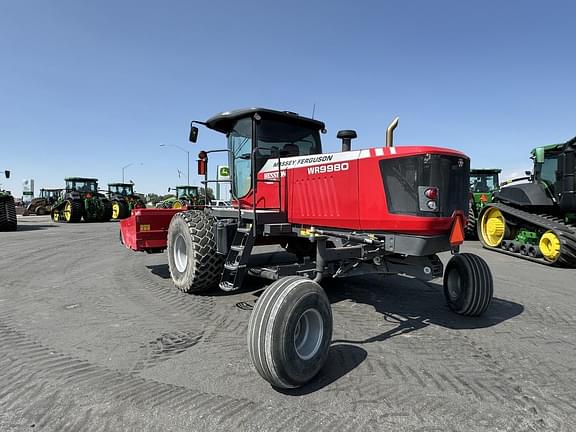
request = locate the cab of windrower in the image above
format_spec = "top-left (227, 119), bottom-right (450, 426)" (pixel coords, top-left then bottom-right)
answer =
top-left (189, 108), bottom-right (325, 200)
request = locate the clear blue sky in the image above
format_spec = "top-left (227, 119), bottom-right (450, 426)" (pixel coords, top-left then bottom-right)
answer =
top-left (1, 0), bottom-right (575, 197)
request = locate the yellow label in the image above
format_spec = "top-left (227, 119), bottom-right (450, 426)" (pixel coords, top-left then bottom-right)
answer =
top-left (140, 224), bottom-right (150, 232)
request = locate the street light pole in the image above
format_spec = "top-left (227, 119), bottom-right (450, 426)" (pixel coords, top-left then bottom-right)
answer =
top-left (122, 162), bottom-right (142, 183)
top-left (160, 144), bottom-right (190, 185)
top-left (122, 163), bottom-right (134, 183)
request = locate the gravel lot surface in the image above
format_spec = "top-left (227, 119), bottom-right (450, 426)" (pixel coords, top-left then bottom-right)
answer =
top-left (1, 215), bottom-right (575, 431)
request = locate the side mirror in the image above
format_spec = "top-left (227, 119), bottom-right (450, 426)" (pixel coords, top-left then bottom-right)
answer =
top-left (189, 125), bottom-right (199, 143)
top-left (168, 187), bottom-right (172, 192)
top-left (4, 170), bottom-right (10, 179)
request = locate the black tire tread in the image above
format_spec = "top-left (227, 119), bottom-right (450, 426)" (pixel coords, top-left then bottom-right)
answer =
top-left (248, 276), bottom-right (332, 389)
top-left (0, 194), bottom-right (17, 231)
top-left (67, 200), bottom-right (83, 223)
top-left (168, 211), bottom-right (224, 293)
top-left (444, 253), bottom-right (493, 317)
top-left (465, 202), bottom-right (477, 240)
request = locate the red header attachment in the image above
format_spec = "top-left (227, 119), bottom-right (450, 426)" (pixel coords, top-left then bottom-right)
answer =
top-left (449, 213), bottom-right (465, 246)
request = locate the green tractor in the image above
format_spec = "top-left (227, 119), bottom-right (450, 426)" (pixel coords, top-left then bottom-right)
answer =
top-left (23, 188), bottom-right (63, 216)
top-left (0, 169), bottom-right (17, 231)
top-left (107, 183), bottom-right (146, 220)
top-left (51, 177), bottom-right (112, 223)
top-left (478, 136), bottom-right (576, 266)
top-left (465, 168), bottom-right (501, 239)
top-left (156, 185), bottom-right (204, 209)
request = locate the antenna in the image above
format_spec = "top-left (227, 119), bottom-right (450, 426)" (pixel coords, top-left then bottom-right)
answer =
top-left (312, 103), bottom-right (316, 119)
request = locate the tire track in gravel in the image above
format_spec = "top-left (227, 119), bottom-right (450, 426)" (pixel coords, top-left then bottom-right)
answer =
top-left (0, 320), bottom-right (376, 432)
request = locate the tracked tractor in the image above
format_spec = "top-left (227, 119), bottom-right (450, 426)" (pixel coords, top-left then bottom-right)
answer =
top-left (23, 188), bottom-right (63, 216)
top-left (107, 183), bottom-right (146, 220)
top-left (51, 177), bottom-right (112, 223)
top-left (157, 185), bottom-right (203, 209)
top-left (465, 169), bottom-right (501, 239)
top-left (0, 169), bottom-right (17, 231)
top-left (120, 108), bottom-right (493, 389)
top-left (478, 137), bottom-right (576, 266)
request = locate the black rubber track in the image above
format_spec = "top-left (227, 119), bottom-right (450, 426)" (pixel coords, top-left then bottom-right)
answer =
top-left (167, 210), bottom-right (225, 293)
top-left (443, 253), bottom-right (493, 316)
top-left (478, 203), bottom-right (576, 267)
top-left (0, 195), bottom-right (17, 231)
top-left (67, 200), bottom-right (83, 223)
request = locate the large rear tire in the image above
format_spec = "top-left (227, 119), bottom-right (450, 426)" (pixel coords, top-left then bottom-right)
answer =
top-left (248, 276), bottom-right (332, 389)
top-left (167, 210), bottom-right (224, 293)
top-left (443, 253), bottom-right (493, 316)
top-left (465, 202), bottom-right (477, 240)
top-left (100, 200), bottom-right (112, 222)
top-left (112, 200), bottom-right (129, 220)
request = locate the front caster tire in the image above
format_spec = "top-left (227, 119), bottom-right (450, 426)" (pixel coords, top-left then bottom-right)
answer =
top-left (167, 210), bottom-right (224, 293)
top-left (248, 276), bottom-right (332, 389)
top-left (443, 253), bottom-right (493, 316)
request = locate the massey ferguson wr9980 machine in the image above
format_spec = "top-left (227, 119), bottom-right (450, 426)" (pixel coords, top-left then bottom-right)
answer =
top-left (120, 108), bottom-right (493, 389)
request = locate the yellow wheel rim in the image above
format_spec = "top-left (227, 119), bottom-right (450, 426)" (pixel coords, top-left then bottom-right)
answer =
top-left (64, 202), bottom-right (72, 222)
top-left (539, 230), bottom-right (561, 261)
top-left (52, 211), bottom-right (59, 222)
top-left (172, 201), bottom-right (183, 209)
top-left (112, 202), bottom-right (120, 219)
top-left (480, 207), bottom-right (505, 247)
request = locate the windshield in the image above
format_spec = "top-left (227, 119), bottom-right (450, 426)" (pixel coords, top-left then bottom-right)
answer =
top-left (470, 173), bottom-right (499, 193)
top-left (539, 156), bottom-right (558, 186)
top-left (110, 185), bottom-right (134, 195)
top-left (228, 117), bottom-right (322, 198)
top-left (67, 180), bottom-right (97, 193)
top-left (177, 187), bottom-right (198, 199)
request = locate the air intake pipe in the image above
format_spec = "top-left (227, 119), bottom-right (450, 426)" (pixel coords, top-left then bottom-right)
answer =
top-left (386, 117), bottom-right (399, 148)
top-left (337, 130), bottom-right (357, 152)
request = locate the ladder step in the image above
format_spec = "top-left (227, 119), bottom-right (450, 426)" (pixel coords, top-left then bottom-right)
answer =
top-left (236, 227), bottom-right (252, 234)
top-left (225, 263), bottom-right (246, 271)
top-left (231, 245), bottom-right (244, 252)
top-left (219, 281), bottom-right (238, 292)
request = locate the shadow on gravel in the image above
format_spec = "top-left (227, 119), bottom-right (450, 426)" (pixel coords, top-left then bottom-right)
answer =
top-left (278, 344), bottom-right (367, 396)
top-left (11, 224), bottom-right (57, 231)
top-left (329, 274), bottom-right (524, 345)
top-left (147, 264), bottom-right (171, 279)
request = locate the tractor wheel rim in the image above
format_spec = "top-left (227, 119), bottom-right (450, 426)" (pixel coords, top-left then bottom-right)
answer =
top-left (174, 234), bottom-right (188, 273)
top-left (64, 202), bottom-right (72, 221)
top-left (446, 268), bottom-right (462, 302)
top-left (173, 201), bottom-right (182, 209)
top-left (112, 203), bottom-right (120, 219)
top-left (539, 231), bottom-right (561, 261)
top-left (294, 308), bottom-right (324, 361)
top-left (481, 207), bottom-right (505, 247)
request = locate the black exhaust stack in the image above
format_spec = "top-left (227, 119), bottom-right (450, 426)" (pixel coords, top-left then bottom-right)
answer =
top-left (337, 130), bottom-right (357, 152)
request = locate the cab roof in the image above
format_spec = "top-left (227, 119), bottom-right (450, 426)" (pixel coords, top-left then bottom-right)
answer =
top-left (470, 168), bottom-right (501, 174)
top-left (108, 183), bottom-right (134, 187)
top-left (205, 107), bottom-right (325, 134)
top-left (65, 177), bottom-right (98, 182)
